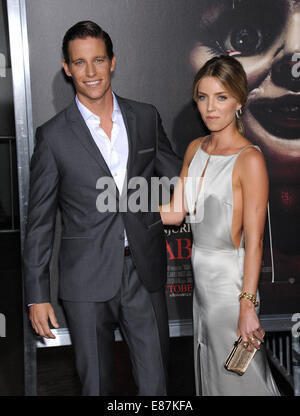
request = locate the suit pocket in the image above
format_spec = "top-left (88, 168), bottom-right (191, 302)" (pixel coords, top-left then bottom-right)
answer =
top-left (147, 218), bottom-right (163, 236)
top-left (138, 147), bottom-right (155, 154)
top-left (147, 218), bottom-right (162, 229)
top-left (61, 236), bottom-right (91, 240)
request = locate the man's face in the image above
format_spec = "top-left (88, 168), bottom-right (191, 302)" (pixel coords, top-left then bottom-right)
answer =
top-left (62, 36), bottom-right (115, 106)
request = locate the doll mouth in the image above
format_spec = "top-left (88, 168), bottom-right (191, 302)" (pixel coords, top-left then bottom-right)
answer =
top-left (249, 95), bottom-right (300, 140)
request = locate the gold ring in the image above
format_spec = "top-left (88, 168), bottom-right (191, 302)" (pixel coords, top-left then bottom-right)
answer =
top-left (243, 342), bottom-right (249, 349)
top-left (250, 336), bottom-right (255, 342)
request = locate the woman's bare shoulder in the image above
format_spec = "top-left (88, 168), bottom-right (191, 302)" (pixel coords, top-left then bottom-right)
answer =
top-left (238, 143), bottom-right (267, 177)
top-left (239, 140), bottom-right (264, 159)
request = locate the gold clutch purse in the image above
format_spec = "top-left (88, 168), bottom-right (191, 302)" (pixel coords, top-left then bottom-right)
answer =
top-left (224, 336), bottom-right (259, 376)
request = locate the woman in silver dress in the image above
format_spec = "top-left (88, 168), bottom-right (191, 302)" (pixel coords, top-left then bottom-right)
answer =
top-left (160, 55), bottom-right (280, 395)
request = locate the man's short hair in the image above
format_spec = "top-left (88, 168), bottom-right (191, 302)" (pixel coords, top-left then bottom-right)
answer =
top-left (62, 20), bottom-right (114, 63)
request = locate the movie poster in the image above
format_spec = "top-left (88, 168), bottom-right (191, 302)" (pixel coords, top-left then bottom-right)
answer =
top-left (164, 224), bottom-right (194, 321)
top-left (173, 0), bottom-right (300, 314)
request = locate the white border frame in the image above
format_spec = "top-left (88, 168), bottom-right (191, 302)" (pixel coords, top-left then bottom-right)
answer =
top-left (6, 0), bottom-right (295, 397)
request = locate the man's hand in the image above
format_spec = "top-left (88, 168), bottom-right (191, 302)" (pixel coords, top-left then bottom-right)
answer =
top-left (29, 303), bottom-right (59, 339)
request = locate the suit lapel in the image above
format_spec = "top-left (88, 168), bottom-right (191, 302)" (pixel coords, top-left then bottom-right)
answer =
top-left (65, 101), bottom-right (112, 177)
top-left (115, 95), bottom-right (137, 182)
top-left (65, 100), bottom-right (120, 201)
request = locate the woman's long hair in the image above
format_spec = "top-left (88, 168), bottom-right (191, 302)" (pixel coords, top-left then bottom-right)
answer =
top-left (193, 55), bottom-right (248, 134)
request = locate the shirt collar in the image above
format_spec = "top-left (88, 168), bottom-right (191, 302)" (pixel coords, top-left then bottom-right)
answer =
top-left (75, 92), bottom-right (120, 123)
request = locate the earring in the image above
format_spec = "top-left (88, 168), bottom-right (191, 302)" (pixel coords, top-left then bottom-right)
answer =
top-left (236, 108), bottom-right (242, 119)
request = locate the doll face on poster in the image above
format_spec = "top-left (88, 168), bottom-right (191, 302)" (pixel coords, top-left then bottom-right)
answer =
top-left (190, 0), bottom-right (300, 181)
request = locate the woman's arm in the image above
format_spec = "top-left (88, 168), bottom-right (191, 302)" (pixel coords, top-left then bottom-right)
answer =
top-left (159, 138), bottom-right (201, 226)
top-left (237, 148), bottom-right (269, 350)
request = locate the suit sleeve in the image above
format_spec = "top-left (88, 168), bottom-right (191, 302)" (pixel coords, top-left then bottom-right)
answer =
top-left (154, 108), bottom-right (182, 180)
top-left (23, 127), bottom-right (60, 304)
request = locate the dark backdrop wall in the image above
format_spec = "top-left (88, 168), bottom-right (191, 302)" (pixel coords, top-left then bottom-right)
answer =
top-left (26, 0), bottom-right (206, 144)
top-left (24, 0), bottom-right (300, 328)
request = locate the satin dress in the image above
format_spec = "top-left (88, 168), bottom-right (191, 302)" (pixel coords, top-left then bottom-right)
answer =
top-left (185, 143), bottom-right (280, 396)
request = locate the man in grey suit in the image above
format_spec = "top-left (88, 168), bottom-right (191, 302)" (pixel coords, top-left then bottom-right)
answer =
top-left (23, 21), bottom-right (181, 396)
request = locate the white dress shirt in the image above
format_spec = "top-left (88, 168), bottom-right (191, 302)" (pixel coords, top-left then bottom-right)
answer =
top-left (76, 93), bottom-right (129, 246)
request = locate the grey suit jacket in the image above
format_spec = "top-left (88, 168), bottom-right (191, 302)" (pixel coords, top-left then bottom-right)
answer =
top-left (23, 95), bottom-right (181, 304)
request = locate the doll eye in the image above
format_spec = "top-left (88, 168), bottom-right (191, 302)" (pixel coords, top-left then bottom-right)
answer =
top-left (224, 24), bottom-right (263, 55)
top-left (196, 0), bottom-right (286, 58)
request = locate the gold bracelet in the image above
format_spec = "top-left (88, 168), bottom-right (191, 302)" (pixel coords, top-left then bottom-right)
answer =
top-left (239, 291), bottom-right (259, 307)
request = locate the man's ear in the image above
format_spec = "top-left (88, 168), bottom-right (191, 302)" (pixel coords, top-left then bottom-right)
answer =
top-left (62, 60), bottom-right (72, 77)
top-left (110, 55), bottom-right (116, 73)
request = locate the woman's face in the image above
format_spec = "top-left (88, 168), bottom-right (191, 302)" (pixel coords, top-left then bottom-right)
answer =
top-left (190, 0), bottom-right (300, 181)
top-left (196, 76), bottom-right (241, 133)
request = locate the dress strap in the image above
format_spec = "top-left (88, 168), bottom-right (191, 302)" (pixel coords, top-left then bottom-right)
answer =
top-left (237, 144), bottom-right (260, 156)
top-left (267, 203), bottom-right (275, 283)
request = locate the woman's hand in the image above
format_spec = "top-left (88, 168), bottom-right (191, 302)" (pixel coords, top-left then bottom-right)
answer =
top-left (237, 299), bottom-right (265, 351)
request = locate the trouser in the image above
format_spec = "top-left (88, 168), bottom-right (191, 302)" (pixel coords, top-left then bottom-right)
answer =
top-left (62, 254), bottom-right (169, 396)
